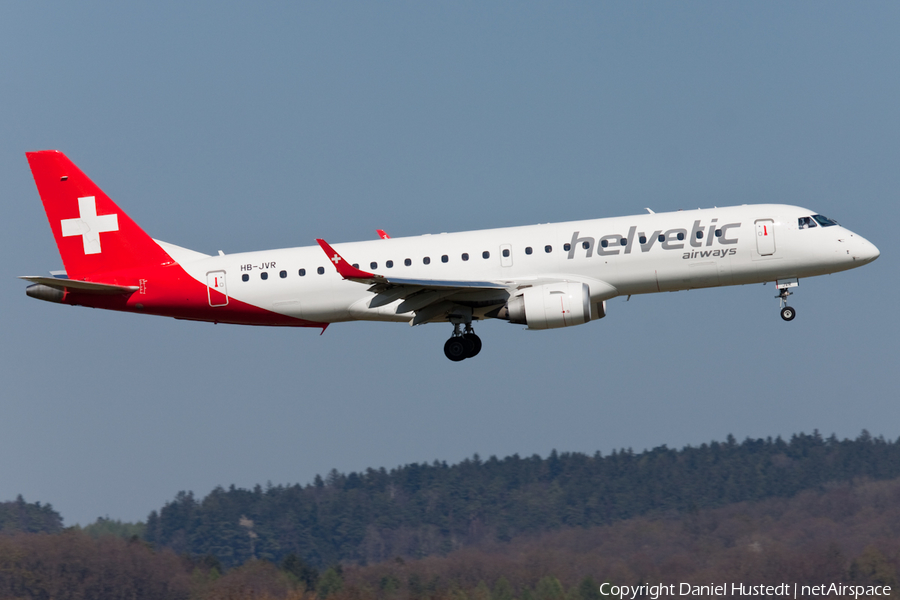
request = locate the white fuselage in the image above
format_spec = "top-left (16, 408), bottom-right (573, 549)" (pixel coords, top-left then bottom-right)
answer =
top-left (174, 204), bottom-right (879, 325)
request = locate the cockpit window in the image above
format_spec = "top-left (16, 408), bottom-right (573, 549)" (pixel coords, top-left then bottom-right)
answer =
top-left (812, 214), bottom-right (839, 227)
top-left (798, 216), bottom-right (817, 229)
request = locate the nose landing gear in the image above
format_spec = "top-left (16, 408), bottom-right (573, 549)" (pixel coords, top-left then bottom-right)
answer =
top-left (444, 322), bottom-right (482, 361)
top-left (777, 288), bottom-right (796, 321)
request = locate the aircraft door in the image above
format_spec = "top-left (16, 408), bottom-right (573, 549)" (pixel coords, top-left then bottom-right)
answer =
top-left (207, 270), bottom-right (229, 307)
top-left (755, 219), bottom-right (776, 256)
top-left (500, 244), bottom-right (513, 267)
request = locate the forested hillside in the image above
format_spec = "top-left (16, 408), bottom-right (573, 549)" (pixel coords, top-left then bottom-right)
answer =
top-left (338, 476), bottom-right (900, 596)
top-left (3, 467), bottom-right (900, 599)
top-left (144, 430), bottom-right (900, 568)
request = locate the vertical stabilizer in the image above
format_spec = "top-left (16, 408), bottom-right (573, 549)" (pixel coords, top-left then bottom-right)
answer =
top-left (26, 151), bottom-right (173, 280)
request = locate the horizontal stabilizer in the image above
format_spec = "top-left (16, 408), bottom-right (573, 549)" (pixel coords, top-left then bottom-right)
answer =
top-left (19, 276), bottom-right (138, 295)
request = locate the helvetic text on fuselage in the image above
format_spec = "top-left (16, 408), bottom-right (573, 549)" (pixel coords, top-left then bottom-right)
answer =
top-left (564, 219), bottom-right (739, 260)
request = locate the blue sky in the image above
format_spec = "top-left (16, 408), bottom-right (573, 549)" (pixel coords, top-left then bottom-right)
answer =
top-left (1, 3), bottom-right (898, 526)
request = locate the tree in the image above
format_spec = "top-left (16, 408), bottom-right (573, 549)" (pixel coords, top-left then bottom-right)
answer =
top-left (492, 576), bottom-right (514, 600)
top-left (536, 576), bottom-right (565, 600)
top-left (282, 553), bottom-right (319, 591)
top-left (318, 566), bottom-right (344, 598)
top-left (849, 546), bottom-right (898, 586)
top-left (577, 577), bottom-right (601, 600)
top-left (0, 495), bottom-right (63, 534)
top-left (81, 516), bottom-right (145, 539)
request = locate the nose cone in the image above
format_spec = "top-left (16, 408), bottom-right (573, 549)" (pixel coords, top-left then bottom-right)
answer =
top-left (841, 233), bottom-right (881, 268)
top-left (833, 230), bottom-right (879, 271)
top-left (857, 237), bottom-right (880, 264)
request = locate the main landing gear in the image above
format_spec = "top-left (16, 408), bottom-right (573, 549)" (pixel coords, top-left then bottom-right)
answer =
top-left (777, 288), bottom-right (796, 321)
top-left (444, 322), bottom-right (482, 362)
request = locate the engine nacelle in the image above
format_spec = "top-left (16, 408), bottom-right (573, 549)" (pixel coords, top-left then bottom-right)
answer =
top-left (506, 282), bottom-right (593, 330)
top-left (26, 284), bottom-right (65, 303)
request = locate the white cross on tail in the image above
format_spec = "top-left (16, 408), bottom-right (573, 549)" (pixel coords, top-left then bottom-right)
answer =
top-left (60, 196), bottom-right (119, 255)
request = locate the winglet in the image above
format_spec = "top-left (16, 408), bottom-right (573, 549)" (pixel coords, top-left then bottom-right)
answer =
top-left (376, 229), bottom-right (390, 239)
top-left (316, 239), bottom-right (378, 280)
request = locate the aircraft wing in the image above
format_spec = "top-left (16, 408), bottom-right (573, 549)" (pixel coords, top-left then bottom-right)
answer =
top-left (316, 239), bottom-right (507, 289)
top-left (316, 239), bottom-right (618, 325)
top-left (316, 239), bottom-right (513, 324)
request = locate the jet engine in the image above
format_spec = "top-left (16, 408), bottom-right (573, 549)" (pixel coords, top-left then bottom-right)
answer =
top-left (26, 284), bottom-right (65, 303)
top-left (502, 282), bottom-right (597, 330)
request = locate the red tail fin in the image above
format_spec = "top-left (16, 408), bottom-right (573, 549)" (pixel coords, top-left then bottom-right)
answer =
top-left (26, 151), bottom-right (172, 280)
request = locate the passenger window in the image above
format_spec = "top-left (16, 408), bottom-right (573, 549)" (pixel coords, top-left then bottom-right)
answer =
top-left (482, 251), bottom-right (490, 259)
top-left (545, 245), bottom-right (552, 253)
top-left (317, 267), bottom-right (325, 275)
top-left (715, 229), bottom-right (722, 237)
top-left (639, 236), bottom-right (647, 244)
top-left (404, 258), bottom-right (412, 266)
top-left (299, 268), bottom-right (306, 276)
top-left (261, 272), bottom-right (268, 280)
top-left (696, 231), bottom-right (703, 239)
top-left (502, 249), bottom-right (510, 258)
top-left (564, 243), bottom-right (571, 251)
top-left (677, 232), bottom-right (685, 241)
top-left (280, 270), bottom-right (287, 278)
top-left (525, 247), bottom-right (533, 255)
top-left (423, 257), bottom-right (431, 265)
top-left (600, 240), bottom-right (608, 248)
top-left (582, 241), bottom-right (590, 249)
top-left (386, 260), bottom-right (394, 268)
top-left (441, 255), bottom-right (449, 263)
top-left (370, 262), bottom-right (378, 269)
top-left (658, 234), bottom-right (665, 242)
top-left (352, 263), bottom-right (359, 269)
top-left (619, 238), bottom-right (626, 246)
top-left (242, 274), bottom-right (249, 282)
top-left (462, 253), bottom-right (469, 261)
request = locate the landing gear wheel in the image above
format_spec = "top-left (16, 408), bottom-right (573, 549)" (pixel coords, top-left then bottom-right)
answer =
top-left (462, 333), bottom-right (482, 358)
top-left (775, 286), bottom-right (797, 322)
top-left (444, 337), bottom-right (468, 362)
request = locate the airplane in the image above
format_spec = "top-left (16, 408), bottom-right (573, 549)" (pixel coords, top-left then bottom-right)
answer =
top-left (22, 151), bottom-right (880, 361)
